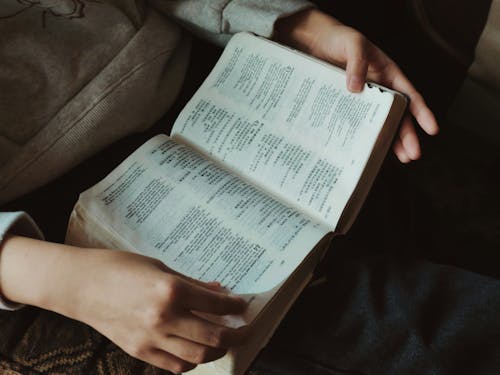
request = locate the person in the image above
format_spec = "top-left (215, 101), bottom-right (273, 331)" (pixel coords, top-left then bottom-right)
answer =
top-left (0, 1), bottom-right (438, 373)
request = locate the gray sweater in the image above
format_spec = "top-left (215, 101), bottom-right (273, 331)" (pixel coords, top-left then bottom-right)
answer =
top-left (0, 0), bottom-right (312, 309)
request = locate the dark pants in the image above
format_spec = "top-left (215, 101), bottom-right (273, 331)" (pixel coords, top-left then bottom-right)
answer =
top-left (253, 256), bottom-right (500, 375)
top-left (252, 2), bottom-right (500, 374)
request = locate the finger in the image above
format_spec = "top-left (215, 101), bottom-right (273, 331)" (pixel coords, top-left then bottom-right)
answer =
top-left (182, 276), bottom-right (224, 292)
top-left (157, 335), bottom-right (226, 364)
top-left (181, 279), bottom-right (247, 315)
top-left (393, 139), bottom-right (411, 163)
top-left (201, 281), bottom-right (229, 293)
top-left (409, 95), bottom-right (439, 136)
top-left (205, 281), bottom-right (223, 289)
top-left (399, 116), bottom-right (421, 160)
top-left (164, 267), bottom-right (225, 293)
top-left (170, 314), bottom-right (248, 348)
top-left (387, 65), bottom-right (439, 135)
top-left (140, 348), bottom-right (196, 374)
top-left (345, 34), bottom-right (369, 92)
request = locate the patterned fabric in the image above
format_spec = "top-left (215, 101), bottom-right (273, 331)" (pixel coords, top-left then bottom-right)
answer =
top-left (0, 307), bottom-right (166, 374)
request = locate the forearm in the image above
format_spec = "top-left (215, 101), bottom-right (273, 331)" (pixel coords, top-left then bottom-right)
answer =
top-left (0, 235), bottom-right (87, 317)
top-left (275, 8), bottom-right (338, 55)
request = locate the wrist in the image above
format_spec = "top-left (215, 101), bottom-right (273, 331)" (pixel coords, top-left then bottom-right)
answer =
top-left (275, 8), bottom-right (316, 50)
top-left (0, 236), bottom-right (88, 317)
top-left (274, 9), bottom-right (336, 53)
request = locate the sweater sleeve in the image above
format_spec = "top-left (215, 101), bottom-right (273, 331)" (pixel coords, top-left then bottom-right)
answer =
top-left (151, 0), bottom-right (314, 45)
top-left (0, 212), bottom-right (44, 310)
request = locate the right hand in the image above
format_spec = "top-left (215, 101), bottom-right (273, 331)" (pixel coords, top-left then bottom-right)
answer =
top-left (63, 249), bottom-right (248, 373)
top-left (0, 237), bottom-right (247, 372)
top-left (275, 9), bottom-right (439, 163)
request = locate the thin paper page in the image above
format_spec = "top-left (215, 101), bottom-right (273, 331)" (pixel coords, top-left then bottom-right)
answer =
top-left (79, 135), bottom-right (327, 295)
top-left (172, 33), bottom-right (394, 229)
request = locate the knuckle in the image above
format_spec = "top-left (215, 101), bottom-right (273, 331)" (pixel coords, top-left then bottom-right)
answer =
top-left (127, 343), bottom-right (147, 359)
top-left (153, 277), bottom-right (168, 296)
top-left (350, 30), bottom-right (366, 44)
top-left (143, 305), bottom-right (167, 328)
top-left (155, 275), bottom-right (183, 304)
top-left (165, 278), bottom-right (182, 301)
top-left (208, 329), bottom-right (223, 348)
top-left (171, 361), bottom-right (196, 374)
top-left (208, 328), bottom-right (228, 348)
top-left (347, 33), bottom-right (368, 57)
top-left (191, 347), bottom-right (210, 364)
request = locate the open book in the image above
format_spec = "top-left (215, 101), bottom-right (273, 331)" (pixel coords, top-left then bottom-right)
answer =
top-left (65, 32), bottom-right (407, 374)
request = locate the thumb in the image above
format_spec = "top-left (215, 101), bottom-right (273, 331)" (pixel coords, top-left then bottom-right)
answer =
top-left (183, 281), bottom-right (247, 315)
top-left (344, 33), bottom-right (369, 92)
top-left (177, 273), bottom-right (226, 293)
top-left (155, 261), bottom-right (227, 292)
top-left (192, 280), bottom-right (226, 292)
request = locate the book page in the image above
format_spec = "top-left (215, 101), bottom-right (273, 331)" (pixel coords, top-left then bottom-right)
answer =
top-left (78, 135), bottom-right (328, 296)
top-left (172, 33), bottom-right (395, 229)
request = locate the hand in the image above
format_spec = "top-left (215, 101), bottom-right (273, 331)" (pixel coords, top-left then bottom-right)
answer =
top-left (0, 237), bottom-right (247, 373)
top-left (73, 250), bottom-right (248, 373)
top-left (275, 9), bottom-right (439, 163)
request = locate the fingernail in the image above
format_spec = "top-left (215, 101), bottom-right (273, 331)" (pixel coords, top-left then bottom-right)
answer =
top-left (348, 76), bottom-right (364, 92)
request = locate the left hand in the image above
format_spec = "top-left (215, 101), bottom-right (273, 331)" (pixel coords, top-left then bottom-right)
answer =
top-left (275, 9), bottom-right (439, 163)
